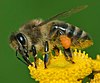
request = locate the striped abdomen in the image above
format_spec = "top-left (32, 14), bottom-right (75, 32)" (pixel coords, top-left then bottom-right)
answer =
top-left (51, 22), bottom-right (93, 49)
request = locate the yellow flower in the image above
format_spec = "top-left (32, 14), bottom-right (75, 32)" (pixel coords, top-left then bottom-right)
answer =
top-left (90, 73), bottom-right (100, 83)
top-left (28, 49), bottom-right (94, 83)
top-left (90, 55), bottom-right (100, 83)
top-left (92, 55), bottom-right (100, 71)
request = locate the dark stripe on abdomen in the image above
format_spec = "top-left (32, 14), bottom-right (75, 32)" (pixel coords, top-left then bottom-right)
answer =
top-left (73, 26), bottom-right (83, 39)
top-left (81, 34), bottom-right (91, 40)
top-left (66, 25), bottom-right (75, 37)
top-left (76, 30), bottom-right (83, 38)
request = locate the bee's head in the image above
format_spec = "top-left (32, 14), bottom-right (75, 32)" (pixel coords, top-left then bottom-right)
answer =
top-left (9, 32), bottom-right (28, 51)
top-left (9, 32), bottom-right (33, 66)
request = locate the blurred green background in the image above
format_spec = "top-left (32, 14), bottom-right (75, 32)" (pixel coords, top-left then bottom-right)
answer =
top-left (0, 0), bottom-right (100, 83)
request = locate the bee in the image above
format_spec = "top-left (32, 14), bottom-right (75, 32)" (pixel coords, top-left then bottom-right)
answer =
top-left (9, 5), bottom-right (93, 68)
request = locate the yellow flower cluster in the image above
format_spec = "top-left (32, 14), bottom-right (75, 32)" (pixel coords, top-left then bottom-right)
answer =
top-left (90, 73), bottom-right (100, 83)
top-left (90, 55), bottom-right (100, 83)
top-left (28, 49), bottom-right (100, 83)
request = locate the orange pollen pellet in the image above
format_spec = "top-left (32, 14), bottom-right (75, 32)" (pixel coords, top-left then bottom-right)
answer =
top-left (60, 35), bottom-right (71, 49)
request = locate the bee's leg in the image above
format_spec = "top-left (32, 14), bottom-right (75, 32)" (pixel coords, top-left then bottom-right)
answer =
top-left (53, 46), bottom-right (59, 56)
top-left (44, 41), bottom-right (49, 68)
top-left (64, 48), bottom-right (75, 64)
top-left (22, 52), bottom-right (33, 66)
top-left (16, 50), bottom-right (29, 66)
top-left (16, 50), bottom-right (33, 66)
top-left (31, 45), bottom-right (37, 68)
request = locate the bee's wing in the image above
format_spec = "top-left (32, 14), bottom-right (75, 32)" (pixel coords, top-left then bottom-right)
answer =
top-left (37, 5), bottom-right (88, 27)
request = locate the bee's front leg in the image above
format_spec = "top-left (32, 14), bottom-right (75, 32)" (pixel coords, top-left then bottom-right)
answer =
top-left (16, 50), bottom-right (29, 66)
top-left (22, 51), bottom-right (33, 66)
top-left (31, 45), bottom-right (37, 68)
top-left (44, 41), bottom-right (49, 68)
top-left (16, 47), bottom-right (33, 66)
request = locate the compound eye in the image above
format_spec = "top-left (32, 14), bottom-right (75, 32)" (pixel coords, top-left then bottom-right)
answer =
top-left (16, 33), bottom-right (26, 45)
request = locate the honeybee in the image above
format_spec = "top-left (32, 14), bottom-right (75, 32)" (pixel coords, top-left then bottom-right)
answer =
top-left (9, 5), bottom-right (93, 68)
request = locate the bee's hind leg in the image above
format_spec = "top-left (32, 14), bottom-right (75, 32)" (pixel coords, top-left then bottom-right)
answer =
top-left (44, 41), bottom-right (49, 68)
top-left (64, 48), bottom-right (75, 64)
